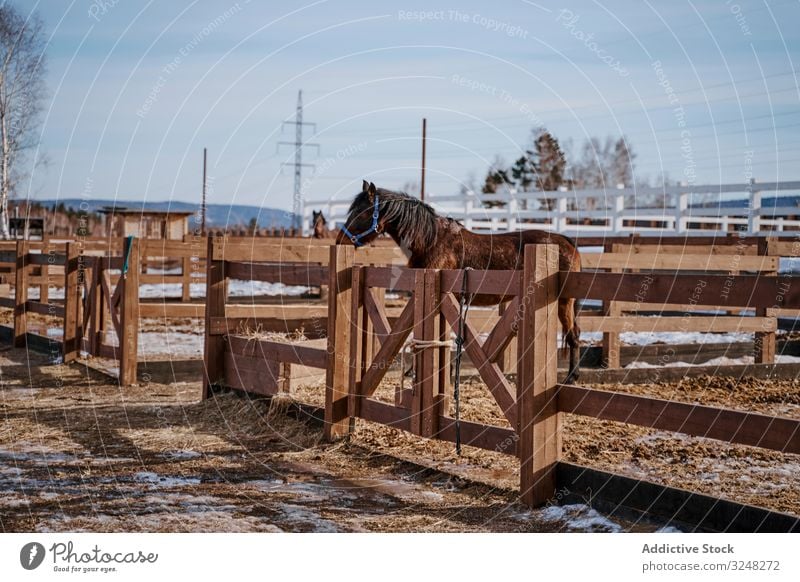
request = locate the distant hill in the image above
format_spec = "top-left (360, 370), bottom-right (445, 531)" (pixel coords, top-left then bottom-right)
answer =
top-left (38, 199), bottom-right (295, 228)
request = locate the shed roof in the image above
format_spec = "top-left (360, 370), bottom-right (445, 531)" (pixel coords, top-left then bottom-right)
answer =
top-left (98, 207), bottom-right (195, 217)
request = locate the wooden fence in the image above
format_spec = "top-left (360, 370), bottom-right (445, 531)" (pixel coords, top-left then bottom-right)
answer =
top-left (582, 240), bottom-right (780, 368)
top-left (305, 180), bottom-right (800, 235)
top-left (0, 241), bottom-right (81, 363)
top-left (202, 237), bottom-right (407, 399)
top-left (0, 238), bottom-right (140, 385)
top-left (204, 241), bottom-right (800, 513)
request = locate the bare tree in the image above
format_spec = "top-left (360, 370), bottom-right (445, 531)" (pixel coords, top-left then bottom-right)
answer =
top-left (459, 171), bottom-right (478, 196)
top-left (572, 137), bottom-right (613, 190)
top-left (401, 180), bottom-right (420, 197)
top-left (0, 5), bottom-right (46, 239)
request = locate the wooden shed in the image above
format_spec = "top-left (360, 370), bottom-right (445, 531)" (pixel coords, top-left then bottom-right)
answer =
top-left (99, 208), bottom-right (194, 240)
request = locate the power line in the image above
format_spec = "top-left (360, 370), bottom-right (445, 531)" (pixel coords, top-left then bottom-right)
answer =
top-left (277, 90), bottom-right (319, 229)
top-left (322, 79), bottom-right (800, 138)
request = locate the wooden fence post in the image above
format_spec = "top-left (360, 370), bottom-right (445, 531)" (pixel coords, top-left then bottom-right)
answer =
top-left (203, 236), bottom-right (228, 399)
top-left (347, 265), bottom-right (365, 420)
top-left (601, 242), bottom-right (621, 368)
top-left (420, 270), bottom-right (440, 438)
top-left (14, 241), bottom-right (28, 348)
top-left (40, 259), bottom-right (49, 305)
top-left (325, 244), bottom-right (354, 440)
top-left (62, 243), bottom-right (80, 362)
top-left (88, 258), bottom-right (104, 357)
top-left (119, 237), bottom-right (140, 386)
top-left (755, 237), bottom-right (777, 364)
top-left (182, 255), bottom-right (192, 302)
top-left (436, 272), bottom-right (451, 424)
top-left (517, 244), bottom-right (561, 507)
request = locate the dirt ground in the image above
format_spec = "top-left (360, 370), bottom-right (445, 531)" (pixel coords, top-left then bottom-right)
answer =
top-left (1, 342), bottom-right (798, 532)
top-left (293, 369), bottom-right (800, 517)
top-left (0, 347), bottom-right (630, 533)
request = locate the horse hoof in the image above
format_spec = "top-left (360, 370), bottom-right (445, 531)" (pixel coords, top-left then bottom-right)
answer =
top-left (564, 372), bottom-right (580, 385)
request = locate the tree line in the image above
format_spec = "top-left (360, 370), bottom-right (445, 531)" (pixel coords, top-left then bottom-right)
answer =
top-left (477, 129), bottom-right (637, 208)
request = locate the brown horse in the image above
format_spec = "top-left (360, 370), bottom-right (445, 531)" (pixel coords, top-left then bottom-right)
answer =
top-left (337, 180), bottom-right (582, 382)
top-left (311, 210), bottom-right (339, 239)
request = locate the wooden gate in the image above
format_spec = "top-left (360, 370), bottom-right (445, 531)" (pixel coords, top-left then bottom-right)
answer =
top-left (325, 244), bottom-right (561, 506)
top-left (80, 237), bottom-right (140, 385)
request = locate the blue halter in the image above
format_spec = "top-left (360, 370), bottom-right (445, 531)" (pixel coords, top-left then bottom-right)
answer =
top-left (340, 194), bottom-right (381, 247)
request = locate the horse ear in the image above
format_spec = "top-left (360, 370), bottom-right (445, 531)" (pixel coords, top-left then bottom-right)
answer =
top-left (362, 180), bottom-right (369, 193)
top-left (368, 182), bottom-right (377, 195)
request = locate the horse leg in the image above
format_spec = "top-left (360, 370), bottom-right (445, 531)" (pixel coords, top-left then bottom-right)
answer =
top-left (559, 298), bottom-right (581, 385)
top-left (565, 325), bottom-right (581, 384)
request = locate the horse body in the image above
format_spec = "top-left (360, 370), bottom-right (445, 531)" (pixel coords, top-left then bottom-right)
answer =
top-left (338, 181), bottom-right (582, 381)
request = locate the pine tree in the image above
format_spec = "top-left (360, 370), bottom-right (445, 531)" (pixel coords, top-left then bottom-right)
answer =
top-left (531, 131), bottom-right (566, 192)
top-left (481, 156), bottom-right (512, 208)
top-left (529, 131), bottom-right (566, 210)
top-left (611, 136), bottom-right (635, 187)
top-left (511, 151), bottom-right (536, 192)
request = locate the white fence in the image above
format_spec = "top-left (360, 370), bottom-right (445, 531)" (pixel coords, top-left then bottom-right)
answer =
top-left (303, 180), bottom-right (800, 236)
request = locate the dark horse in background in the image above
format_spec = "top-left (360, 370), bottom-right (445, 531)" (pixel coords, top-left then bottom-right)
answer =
top-left (311, 210), bottom-right (339, 239)
top-left (337, 181), bottom-right (582, 383)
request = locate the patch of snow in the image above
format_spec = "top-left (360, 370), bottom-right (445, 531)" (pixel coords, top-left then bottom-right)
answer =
top-left (273, 503), bottom-right (340, 533)
top-left (103, 331), bottom-right (203, 357)
top-left (779, 257), bottom-right (800, 274)
top-left (621, 331), bottom-right (753, 346)
top-left (133, 471), bottom-right (201, 488)
top-left (534, 503), bottom-right (623, 532)
top-left (625, 353), bottom-right (800, 369)
top-left (2, 494), bottom-right (32, 507)
top-left (228, 280), bottom-right (309, 298)
top-left (160, 450), bottom-right (202, 461)
top-left (0, 444), bottom-right (83, 465)
top-left (250, 480), bottom-right (342, 503)
top-left (656, 525), bottom-right (683, 533)
top-left (136, 280), bottom-right (309, 299)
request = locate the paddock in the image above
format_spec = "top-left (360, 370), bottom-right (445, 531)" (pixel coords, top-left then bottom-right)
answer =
top-left (1, 234), bottom-right (799, 532)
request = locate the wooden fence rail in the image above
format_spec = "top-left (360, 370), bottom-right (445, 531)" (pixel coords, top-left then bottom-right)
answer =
top-left (203, 240), bottom-right (800, 514)
top-left (0, 238), bottom-right (141, 385)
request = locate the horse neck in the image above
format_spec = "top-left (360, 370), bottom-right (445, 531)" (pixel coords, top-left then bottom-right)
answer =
top-left (385, 215), bottom-right (455, 268)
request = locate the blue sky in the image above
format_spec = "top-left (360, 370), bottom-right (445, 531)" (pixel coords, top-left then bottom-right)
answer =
top-left (21, 0), bottom-right (800, 212)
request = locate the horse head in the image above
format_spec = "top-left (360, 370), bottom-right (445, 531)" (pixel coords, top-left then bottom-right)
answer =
top-left (337, 180), bottom-right (384, 246)
top-left (312, 210), bottom-right (327, 238)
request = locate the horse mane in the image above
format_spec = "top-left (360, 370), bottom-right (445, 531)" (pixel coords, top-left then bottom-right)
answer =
top-left (350, 188), bottom-right (439, 250)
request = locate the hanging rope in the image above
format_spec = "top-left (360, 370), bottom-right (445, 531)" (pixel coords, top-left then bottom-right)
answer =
top-left (399, 338), bottom-right (453, 395)
top-left (398, 267), bottom-right (473, 456)
top-left (121, 235), bottom-right (135, 279)
top-left (453, 267), bottom-right (474, 456)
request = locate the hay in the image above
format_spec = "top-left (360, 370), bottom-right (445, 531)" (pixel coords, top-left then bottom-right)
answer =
top-left (234, 324), bottom-right (307, 342)
top-left (198, 391), bottom-right (323, 450)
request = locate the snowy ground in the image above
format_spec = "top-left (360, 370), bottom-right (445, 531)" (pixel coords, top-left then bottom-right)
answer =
top-left (27, 280), bottom-right (310, 301)
top-left (625, 353), bottom-right (800, 369)
top-left (2, 352), bottom-right (668, 533)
